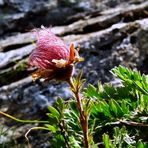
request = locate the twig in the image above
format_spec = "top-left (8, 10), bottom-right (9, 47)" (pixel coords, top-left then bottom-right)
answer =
top-left (25, 126), bottom-right (50, 148)
top-left (119, 120), bottom-right (148, 127)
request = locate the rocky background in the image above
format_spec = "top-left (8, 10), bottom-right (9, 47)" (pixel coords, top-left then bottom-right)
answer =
top-left (0, 0), bottom-right (148, 147)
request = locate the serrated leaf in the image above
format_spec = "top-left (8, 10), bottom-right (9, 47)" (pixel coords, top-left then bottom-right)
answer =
top-left (104, 84), bottom-right (117, 98)
top-left (121, 100), bottom-right (130, 115)
top-left (84, 84), bottom-right (100, 99)
top-left (109, 99), bottom-right (123, 116)
top-left (94, 101), bottom-right (111, 117)
top-left (109, 100), bottom-right (118, 116)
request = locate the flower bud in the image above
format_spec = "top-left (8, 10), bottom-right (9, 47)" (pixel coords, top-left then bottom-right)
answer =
top-left (29, 27), bottom-right (83, 81)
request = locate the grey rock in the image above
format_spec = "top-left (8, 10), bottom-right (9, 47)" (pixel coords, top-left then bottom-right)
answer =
top-left (0, 0), bottom-right (4, 6)
top-left (0, 0), bottom-right (148, 147)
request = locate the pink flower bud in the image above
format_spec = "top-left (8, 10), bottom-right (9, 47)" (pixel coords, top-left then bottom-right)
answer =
top-left (29, 28), bottom-right (69, 69)
top-left (29, 27), bottom-right (83, 81)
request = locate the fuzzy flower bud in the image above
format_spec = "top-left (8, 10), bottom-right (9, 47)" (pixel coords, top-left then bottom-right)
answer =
top-left (29, 27), bottom-right (83, 81)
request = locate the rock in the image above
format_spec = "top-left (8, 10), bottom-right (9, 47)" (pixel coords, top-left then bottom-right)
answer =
top-left (0, 0), bottom-right (148, 147)
top-left (0, 0), bottom-right (57, 36)
top-left (136, 21), bottom-right (148, 73)
top-left (0, 0), bottom-right (94, 36)
top-left (0, 0), bottom-right (4, 6)
top-left (137, 28), bottom-right (148, 54)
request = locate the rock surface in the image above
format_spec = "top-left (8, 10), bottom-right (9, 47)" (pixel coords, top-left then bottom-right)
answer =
top-left (0, 0), bottom-right (148, 147)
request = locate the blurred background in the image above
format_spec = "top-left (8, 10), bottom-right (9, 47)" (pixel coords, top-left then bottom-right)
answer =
top-left (0, 0), bottom-right (148, 147)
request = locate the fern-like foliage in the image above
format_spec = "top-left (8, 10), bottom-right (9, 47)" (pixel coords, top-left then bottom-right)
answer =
top-left (44, 66), bottom-right (148, 147)
top-left (83, 66), bottom-right (148, 147)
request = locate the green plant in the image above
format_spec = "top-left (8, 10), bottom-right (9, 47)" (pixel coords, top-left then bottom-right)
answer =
top-left (26, 66), bottom-right (148, 147)
top-left (1, 66), bottom-right (148, 147)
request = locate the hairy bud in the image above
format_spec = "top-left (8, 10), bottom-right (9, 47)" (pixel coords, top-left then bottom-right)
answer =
top-left (29, 27), bottom-right (83, 81)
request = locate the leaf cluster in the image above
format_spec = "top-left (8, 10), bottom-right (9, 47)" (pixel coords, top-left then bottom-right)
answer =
top-left (44, 66), bottom-right (148, 147)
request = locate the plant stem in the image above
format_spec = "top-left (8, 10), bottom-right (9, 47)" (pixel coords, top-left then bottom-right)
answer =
top-left (0, 111), bottom-right (49, 124)
top-left (119, 120), bottom-right (148, 127)
top-left (67, 78), bottom-right (89, 148)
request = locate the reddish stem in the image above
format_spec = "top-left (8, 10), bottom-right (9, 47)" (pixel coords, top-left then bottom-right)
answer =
top-left (67, 78), bottom-right (89, 148)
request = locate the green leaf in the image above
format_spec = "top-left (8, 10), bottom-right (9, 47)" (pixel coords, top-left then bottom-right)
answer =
top-left (142, 75), bottom-right (148, 86)
top-left (46, 113), bottom-right (59, 124)
top-left (101, 101), bottom-right (111, 117)
top-left (56, 97), bottom-right (64, 111)
top-left (103, 134), bottom-right (111, 148)
top-left (98, 82), bottom-right (104, 92)
top-left (109, 99), bottom-right (123, 117)
top-left (77, 70), bottom-right (83, 83)
top-left (133, 81), bottom-right (148, 95)
top-left (47, 106), bottom-right (60, 119)
top-left (44, 124), bottom-right (57, 133)
top-left (104, 84), bottom-right (116, 98)
top-left (84, 84), bottom-right (100, 99)
top-left (121, 100), bottom-right (130, 115)
top-left (94, 100), bottom-right (111, 117)
top-left (69, 136), bottom-right (81, 148)
top-left (109, 100), bottom-right (118, 116)
top-left (137, 141), bottom-right (145, 148)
